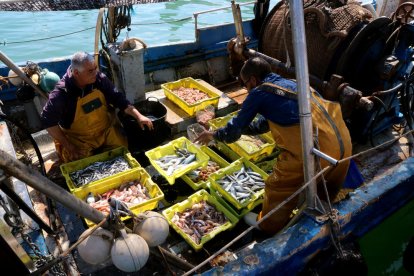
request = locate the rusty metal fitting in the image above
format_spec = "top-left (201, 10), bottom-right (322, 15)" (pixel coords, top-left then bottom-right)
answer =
top-left (359, 96), bottom-right (374, 111)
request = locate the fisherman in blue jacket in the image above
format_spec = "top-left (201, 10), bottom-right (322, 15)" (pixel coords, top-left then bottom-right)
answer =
top-left (196, 57), bottom-right (352, 235)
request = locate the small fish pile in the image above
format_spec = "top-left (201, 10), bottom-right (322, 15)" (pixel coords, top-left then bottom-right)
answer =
top-left (69, 156), bottom-right (131, 187)
top-left (172, 87), bottom-right (209, 105)
top-left (196, 107), bottom-right (215, 126)
top-left (186, 160), bottom-right (221, 183)
top-left (155, 146), bottom-right (196, 176)
top-left (171, 200), bottom-right (228, 244)
top-left (236, 135), bottom-right (269, 154)
top-left (87, 180), bottom-right (150, 215)
top-left (216, 165), bottom-right (265, 203)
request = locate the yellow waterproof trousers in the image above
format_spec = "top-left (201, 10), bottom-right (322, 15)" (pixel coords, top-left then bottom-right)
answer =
top-left (56, 88), bottom-right (127, 163)
top-left (257, 84), bottom-right (352, 235)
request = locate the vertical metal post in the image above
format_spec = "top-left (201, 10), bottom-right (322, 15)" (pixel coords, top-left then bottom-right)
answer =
top-left (288, 0), bottom-right (317, 209)
top-left (94, 8), bottom-right (105, 67)
top-left (231, 0), bottom-right (246, 55)
top-left (108, 7), bottom-right (116, 43)
top-left (194, 14), bottom-right (198, 39)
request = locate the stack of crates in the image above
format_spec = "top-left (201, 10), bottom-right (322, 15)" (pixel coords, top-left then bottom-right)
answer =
top-left (60, 146), bottom-right (164, 227)
top-left (60, 146), bottom-right (140, 193)
top-left (74, 168), bottom-right (164, 227)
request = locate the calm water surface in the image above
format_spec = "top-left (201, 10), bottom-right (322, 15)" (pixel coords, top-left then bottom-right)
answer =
top-left (0, 0), bottom-right (278, 63)
top-left (359, 199), bottom-right (414, 275)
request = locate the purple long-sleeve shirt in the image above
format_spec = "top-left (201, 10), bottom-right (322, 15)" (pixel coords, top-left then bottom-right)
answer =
top-left (40, 67), bottom-right (130, 129)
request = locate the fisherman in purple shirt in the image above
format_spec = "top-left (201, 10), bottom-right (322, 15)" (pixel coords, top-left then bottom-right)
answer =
top-left (41, 51), bottom-right (153, 163)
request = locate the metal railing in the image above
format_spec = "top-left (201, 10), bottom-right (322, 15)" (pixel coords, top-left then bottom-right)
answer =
top-left (193, 1), bottom-right (257, 38)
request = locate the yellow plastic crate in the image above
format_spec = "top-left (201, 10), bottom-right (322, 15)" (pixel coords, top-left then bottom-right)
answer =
top-left (162, 189), bottom-right (238, 251)
top-left (210, 158), bottom-right (268, 210)
top-left (145, 137), bottom-right (209, 184)
top-left (208, 113), bottom-right (276, 162)
top-left (60, 147), bottom-right (140, 193)
top-left (214, 142), bottom-right (241, 162)
top-left (161, 77), bottom-right (220, 116)
top-left (73, 167), bottom-right (164, 227)
top-left (215, 142), bottom-right (279, 174)
top-left (209, 184), bottom-right (263, 219)
top-left (180, 146), bottom-right (230, 190)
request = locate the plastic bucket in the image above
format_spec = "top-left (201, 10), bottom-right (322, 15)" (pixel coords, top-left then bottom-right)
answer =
top-left (118, 97), bottom-right (170, 152)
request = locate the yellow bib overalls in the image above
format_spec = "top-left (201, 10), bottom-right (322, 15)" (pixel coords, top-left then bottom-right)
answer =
top-left (55, 88), bottom-right (127, 163)
top-left (256, 83), bottom-right (352, 235)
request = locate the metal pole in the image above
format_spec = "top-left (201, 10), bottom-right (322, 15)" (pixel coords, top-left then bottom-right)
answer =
top-left (94, 8), bottom-right (105, 68)
top-left (288, 0), bottom-right (317, 209)
top-left (0, 149), bottom-right (107, 227)
top-left (108, 7), bottom-right (116, 43)
top-left (0, 182), bottom-right (55, 235)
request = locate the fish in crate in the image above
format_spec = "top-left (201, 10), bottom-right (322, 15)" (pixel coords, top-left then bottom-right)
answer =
top-left (171, 200), bottom-right (228, 245)
top-left (216, 165), bottom-right (265, 203)
top-left (154, 145), bottom-right (197, 176)
top-left (86, 180), bottom-right (151, 215)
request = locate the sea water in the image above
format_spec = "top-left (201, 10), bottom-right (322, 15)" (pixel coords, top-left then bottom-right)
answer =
top-left (359, 199), bottom-right (414, 275)
top-left (0, 0), bottom-right (278, 63)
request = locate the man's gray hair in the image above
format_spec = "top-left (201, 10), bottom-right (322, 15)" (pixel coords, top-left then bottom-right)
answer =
top-left (71, 51), bottom-right (94, 72)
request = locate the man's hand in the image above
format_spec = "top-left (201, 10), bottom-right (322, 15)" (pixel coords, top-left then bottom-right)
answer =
top-left (124, 105), bottom-right (154, 131)
top-left (138, 114), bottom-right (154, 131)
top-left (65, 142), bottom-right (87, 162)
top-left (194, 130), bottom-right (215, 145)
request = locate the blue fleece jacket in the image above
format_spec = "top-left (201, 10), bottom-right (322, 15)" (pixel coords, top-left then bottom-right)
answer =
top-left (214, 73), bottom-right (300, 143)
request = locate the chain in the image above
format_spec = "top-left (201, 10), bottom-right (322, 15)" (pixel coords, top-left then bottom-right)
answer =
top-left (20, 231), bottom-right (66, 276)
top-left (0, 193), bottom-right (66, 275)
top-left (19, 220), bottom-right (66, 275)
top-left (8, 122), bottom-right (33, 165)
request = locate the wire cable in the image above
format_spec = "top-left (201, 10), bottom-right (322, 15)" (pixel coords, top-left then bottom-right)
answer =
top-left (1, 27), bottom-right (95, 45)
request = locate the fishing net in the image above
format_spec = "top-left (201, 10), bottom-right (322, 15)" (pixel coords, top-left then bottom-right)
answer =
top-left (259, 0), bottom-right (373, 80)
top-left (0, 0), bottom-right (174, 11)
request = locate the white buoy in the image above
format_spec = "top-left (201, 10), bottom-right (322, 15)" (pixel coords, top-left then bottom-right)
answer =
top-left (8, 69), bottom-right (23, 86)
top-left (133, 211), bottom-right (169, 247)
top-left (111, 229), bottom-right (149, 272)
top-left (77, 227), bottom-right (113, 265)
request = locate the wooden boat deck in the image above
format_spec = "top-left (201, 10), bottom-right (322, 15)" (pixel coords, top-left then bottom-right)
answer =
top-left (6, 80), bottom-right (412, 275)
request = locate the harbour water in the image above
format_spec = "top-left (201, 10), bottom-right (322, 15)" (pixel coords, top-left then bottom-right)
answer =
top-left (359, 199), bottom-right (414, 275)
top-left (0, 0), bottom-right (279, 63)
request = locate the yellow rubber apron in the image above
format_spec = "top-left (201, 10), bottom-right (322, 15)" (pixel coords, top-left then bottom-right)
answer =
top-left (56, 88), bottom-right (127, 162)
top-left (256, 83), bottom-right (352, 235)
